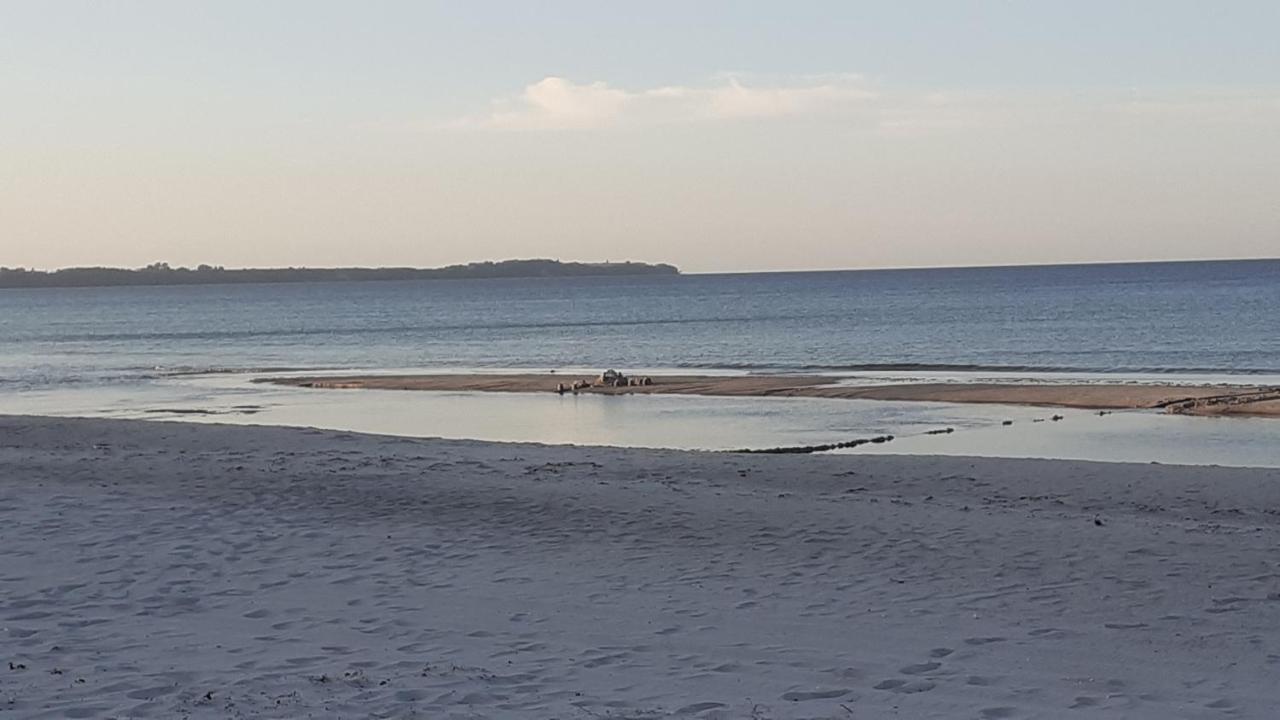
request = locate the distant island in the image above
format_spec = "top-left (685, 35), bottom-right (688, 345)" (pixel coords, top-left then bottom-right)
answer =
top-left (0, 259), bottom-right (680, 289)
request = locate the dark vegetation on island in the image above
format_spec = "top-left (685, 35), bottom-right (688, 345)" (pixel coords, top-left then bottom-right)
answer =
top-left (0, 259), bottom-right (680, 289)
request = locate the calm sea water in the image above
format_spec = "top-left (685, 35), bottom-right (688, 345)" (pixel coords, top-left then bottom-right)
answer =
top-left (1, 259), bottom-right (1278, 466)
top-left (2, 259), bottom-right (1279, 390)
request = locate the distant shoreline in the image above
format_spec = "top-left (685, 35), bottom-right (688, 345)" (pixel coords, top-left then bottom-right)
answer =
top-left (258, 372), bottom-right (1280, 418)
top-left (5, 256), bottom-right (1275, 289)
top-left (0, 259), bottom-right (680, 289)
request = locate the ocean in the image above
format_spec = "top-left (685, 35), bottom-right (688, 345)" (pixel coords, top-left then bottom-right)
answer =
top-left (2, 259), bottom-right (1278, 465)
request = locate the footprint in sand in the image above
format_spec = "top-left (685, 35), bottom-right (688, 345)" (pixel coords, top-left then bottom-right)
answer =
top-left (874, 679), bottom-right (936, 694)
top-left (874, 679), bottom-right (904, 690)
top-left (929, 647), bottom-right (954, 658)
top-left (980, 707), bottom-right (1017, 718)
top-left (781, 688), bottom-right (851, 702)
top-left (965, 636), bottom-right (1007, 646)
top-left (676, 702), bottom-right (727, 713)
top-left (900, 661), bottom-right (940, 675)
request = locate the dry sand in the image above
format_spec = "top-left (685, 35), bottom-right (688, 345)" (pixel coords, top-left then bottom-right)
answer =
top-left (3, 415), bottom-right (1280, 718)
top-left (262, 373), bottom-right (1280, 417)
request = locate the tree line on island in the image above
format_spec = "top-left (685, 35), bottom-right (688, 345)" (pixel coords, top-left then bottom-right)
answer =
top-left (0, 259), bottom-right (680, 289)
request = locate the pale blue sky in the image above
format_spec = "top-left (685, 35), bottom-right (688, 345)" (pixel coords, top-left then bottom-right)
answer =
top-left (2, 1), bottom-right (1277, 272)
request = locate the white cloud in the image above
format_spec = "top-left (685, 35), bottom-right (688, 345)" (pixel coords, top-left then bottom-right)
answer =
top-left (469, 75), bottom-right (877, 130)
top-left (487, 77), bottom-right (631, 130)
top-left (705, 77), bottom-right (873, 119)
top-left (455, 76), bottom-right (1280, 137)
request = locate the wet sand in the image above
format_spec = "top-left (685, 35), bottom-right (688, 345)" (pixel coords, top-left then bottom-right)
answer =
top-left (259, 373), bottom-right (1280, 417)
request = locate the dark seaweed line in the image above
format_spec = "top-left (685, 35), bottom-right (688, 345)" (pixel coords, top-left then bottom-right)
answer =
top-left (730, 434), bottom-right (896, 455)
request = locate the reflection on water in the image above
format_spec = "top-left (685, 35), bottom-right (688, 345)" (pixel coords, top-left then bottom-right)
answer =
top-left (851, 411), bottom-right (1280, 468)
top-left (2, 374), bottom-right (1278, 469)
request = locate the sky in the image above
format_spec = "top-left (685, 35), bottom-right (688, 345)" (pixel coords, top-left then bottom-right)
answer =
top-left (1, 1), bottom-right (1278, 273)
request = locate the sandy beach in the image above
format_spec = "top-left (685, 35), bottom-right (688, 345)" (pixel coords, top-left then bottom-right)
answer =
top-left (4, 415), bottom-right (1280, 718)
top-left (261, 373), bottom-right (1280, 417)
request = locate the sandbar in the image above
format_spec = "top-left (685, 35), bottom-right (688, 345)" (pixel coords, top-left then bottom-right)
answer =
top-left (259, 373), bottom-right (1280, 417)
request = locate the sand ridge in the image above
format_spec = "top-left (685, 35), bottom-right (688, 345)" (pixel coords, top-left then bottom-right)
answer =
top-left (260, 372), bottom-right (1280, 417)
top-left (3, 416), bottom-right (1280, 717)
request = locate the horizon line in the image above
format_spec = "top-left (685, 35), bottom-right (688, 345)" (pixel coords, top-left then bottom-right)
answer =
top-left (685, 254), bottom-right (1280, 276)
top-left (5, 254), bottom-right (1278, 277)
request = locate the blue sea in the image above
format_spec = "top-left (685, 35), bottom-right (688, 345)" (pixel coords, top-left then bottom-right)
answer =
top-left (2, 259), bottom-right (1278, 466)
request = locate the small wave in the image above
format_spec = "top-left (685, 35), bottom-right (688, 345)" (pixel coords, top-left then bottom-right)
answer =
top-left (0, 370), bottom-right (165, 388)
top-left (44, 313), bottom-right (839, 344)
top-left (671, 361), bottom-right (1280, 376)
top-left (157, 361), bottom-right (1280, 379)
top-left (0, 365), bottom-right (328, 390)
top-left (158, 366), bottom-right (331, 377)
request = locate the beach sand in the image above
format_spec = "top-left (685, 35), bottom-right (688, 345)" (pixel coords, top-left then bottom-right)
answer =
top-left (3, 415), bottom-right (1280, 718)
top-left (261, 373), bottom-right (1280, 417)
